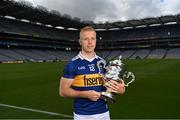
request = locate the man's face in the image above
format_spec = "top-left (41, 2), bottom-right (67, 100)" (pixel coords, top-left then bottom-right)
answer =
top-left (79, 30), bottom-right (96, 53)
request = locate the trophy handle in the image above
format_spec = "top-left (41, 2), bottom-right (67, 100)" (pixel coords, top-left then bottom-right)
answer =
top-left (97, 60), bottom-right (106, 74)
top-left (124, 72), bottom-right (135, 87)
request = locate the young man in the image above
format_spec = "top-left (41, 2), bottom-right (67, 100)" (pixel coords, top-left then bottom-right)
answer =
top-left (59, 26), bottom-right (125, 120)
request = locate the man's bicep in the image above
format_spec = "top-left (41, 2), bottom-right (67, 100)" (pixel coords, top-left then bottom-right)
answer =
top-left (59, 77), bottom-right (74, 97)
top-left (60, 77), bottom-right (74, 89)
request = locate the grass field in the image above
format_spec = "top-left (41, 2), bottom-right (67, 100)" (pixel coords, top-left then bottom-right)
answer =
top-left (0, 59), bottom-right (180, 119)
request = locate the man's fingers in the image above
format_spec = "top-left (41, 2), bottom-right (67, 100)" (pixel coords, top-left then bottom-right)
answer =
top-left (107, 80), bottom-right (120, 89)
top-left (109, 80), bottom-right (125, 87)
top-left (86, 90), bottom-right (100, 101)
top-left (107, 88), bottom-right (119, 93)
top-left (106, 80), bottom-right (126, 94)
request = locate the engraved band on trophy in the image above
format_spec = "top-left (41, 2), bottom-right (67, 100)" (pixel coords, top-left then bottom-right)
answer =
top-left (97, 56), bottom-right (135, 102)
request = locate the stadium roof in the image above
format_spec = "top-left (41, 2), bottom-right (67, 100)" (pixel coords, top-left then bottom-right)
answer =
top-left (92, 15), bottom-right (180, 30)
top-left (0, 0), bottom-right (180, 30)
top-left (0, 0), bottom-right (87, 29)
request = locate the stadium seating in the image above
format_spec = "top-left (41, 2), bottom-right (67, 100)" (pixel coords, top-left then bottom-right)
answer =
top-left (131, 49), bottom-right (151, 59)
top-left (166, 48), bottom-right (180, 58)
top-left (120, 50), bottom-right (136, 59)
top-left (147, 49), bottom-right (166, 59)
top-left (0, 49), bottom-right (78, 62)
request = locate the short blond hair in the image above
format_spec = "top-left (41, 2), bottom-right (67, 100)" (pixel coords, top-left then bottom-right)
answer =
top-left (80, 26), bottom-right (96, 33)
top-left (79, 26), bottom-right (96, 39)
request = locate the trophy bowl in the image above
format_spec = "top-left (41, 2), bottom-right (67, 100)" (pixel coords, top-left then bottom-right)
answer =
top-left (97, 56), bottom-right (135, 102)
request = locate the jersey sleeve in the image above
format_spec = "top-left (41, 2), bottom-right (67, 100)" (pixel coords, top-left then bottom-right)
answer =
top-left (62, 61), bottom-right (75, 79)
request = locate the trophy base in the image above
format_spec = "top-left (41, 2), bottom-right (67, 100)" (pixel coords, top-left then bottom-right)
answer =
top-left (101, 92), bottom-right (116, 103)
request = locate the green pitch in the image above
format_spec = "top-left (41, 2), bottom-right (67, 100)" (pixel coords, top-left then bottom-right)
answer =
top-left (0, 59), bottom-right (180, 119)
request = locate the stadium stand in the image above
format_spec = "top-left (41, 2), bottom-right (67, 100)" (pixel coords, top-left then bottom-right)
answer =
top-left (131, 49), bottom-right (151, 59)
top-left (108, 50), bottom-right (122, 59)
top-left (147, 49), bottom-right (167, 59)
top-left (0, 48), bottom-right (78, 62)
top-left (166, 48), bottom-right (180, 58)
top-left (0, 17), bottom-right (79, 40)
top-left (0, 0), bottom-right (180, 63)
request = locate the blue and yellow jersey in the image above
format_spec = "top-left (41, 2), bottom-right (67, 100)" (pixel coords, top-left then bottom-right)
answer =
top-left (62, 52), bottom-right (108, 115)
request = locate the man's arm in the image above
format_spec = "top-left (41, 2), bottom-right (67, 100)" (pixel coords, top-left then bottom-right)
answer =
top-left (59, 77), bottom-right (101, 101)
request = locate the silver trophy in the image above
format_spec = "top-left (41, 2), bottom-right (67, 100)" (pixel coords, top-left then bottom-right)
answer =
top-left (97, 56), bottom-right (135, 102)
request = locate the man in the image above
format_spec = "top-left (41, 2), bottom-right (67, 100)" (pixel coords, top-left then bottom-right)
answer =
top-left (59, 26), bottom-right (125, 120)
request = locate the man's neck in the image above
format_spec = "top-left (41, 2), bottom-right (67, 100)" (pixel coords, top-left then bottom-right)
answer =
top-left (80, 50), bottom-right (95, 59)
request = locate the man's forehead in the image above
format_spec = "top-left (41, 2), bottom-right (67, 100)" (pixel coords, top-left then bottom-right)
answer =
top-left (80, 31), bottom-right (96, 38)
top-left (81, 30), bottom-right (96, 34)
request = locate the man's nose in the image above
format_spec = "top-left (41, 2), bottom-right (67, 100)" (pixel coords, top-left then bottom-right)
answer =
top-left (88, 39), bottom-right (92, 44)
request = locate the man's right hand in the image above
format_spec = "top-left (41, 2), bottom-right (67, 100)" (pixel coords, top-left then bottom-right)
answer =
top-left (84, 90), bottom-right (101, 101)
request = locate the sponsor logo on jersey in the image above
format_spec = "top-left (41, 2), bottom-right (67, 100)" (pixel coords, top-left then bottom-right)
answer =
top-left (73, 74), bottom-right (103, 87)
top-left (84, 75), bottom-right (103, 86)
top-left (78, 66), bottom-right (86, 70)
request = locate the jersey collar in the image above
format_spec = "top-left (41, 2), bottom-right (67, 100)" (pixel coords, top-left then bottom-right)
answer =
top-left (78, 52), bottom-right (98, 62)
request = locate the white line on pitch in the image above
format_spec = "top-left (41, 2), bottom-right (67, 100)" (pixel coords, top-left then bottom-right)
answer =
top-left (0, 103), bottom-right (72, 118)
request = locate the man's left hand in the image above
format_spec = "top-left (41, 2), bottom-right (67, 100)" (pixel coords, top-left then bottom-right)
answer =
top-left (106, 80), bottom-right (125, 94)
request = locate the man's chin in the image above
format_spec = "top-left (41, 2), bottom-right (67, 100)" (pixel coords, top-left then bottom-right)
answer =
top-left (86, 50), bottom-right (94, 53)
